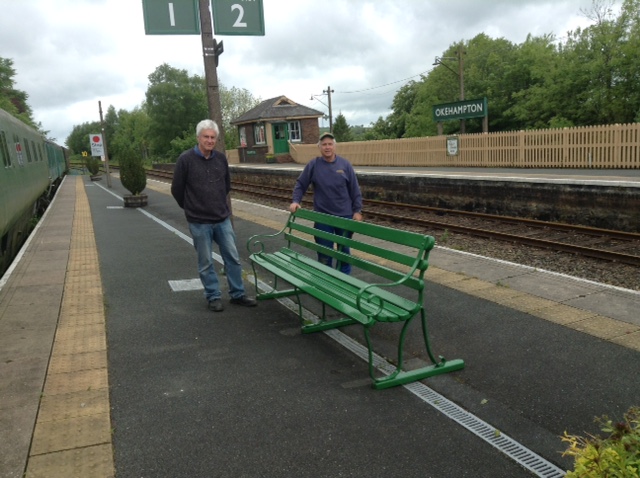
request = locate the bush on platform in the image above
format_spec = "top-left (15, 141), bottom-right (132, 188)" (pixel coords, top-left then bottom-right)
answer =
top-left (119, 146), bottom-right (146, 195)
top-left (85, 156), bottom-right (101, 178)
top-left (119, 146), bottom-right (147, 207)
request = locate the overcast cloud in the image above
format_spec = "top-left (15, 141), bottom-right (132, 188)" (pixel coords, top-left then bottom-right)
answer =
top-left (0, 0), bottom-right (622, 145)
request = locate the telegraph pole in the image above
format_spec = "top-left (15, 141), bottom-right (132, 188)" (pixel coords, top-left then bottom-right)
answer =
top-left (457, 44), bottom-right (466, 133)
top-left (98, 101), bottom-right (112, 188)
top-left (198, 0), bottom-right (225, 153)
top-left (324, 86), bottom-right (334, 132)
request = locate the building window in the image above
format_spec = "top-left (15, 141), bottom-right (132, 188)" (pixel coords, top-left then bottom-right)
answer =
top-left (288, 121), bottom-right (301, 142)
top-left (253, 122), bottom-right (266, 144)
top-left (239, 126), bottom-right (247, 147)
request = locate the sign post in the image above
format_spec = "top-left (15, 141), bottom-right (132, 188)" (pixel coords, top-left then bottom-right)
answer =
top-left (198, 0), bottom-right (226, 153)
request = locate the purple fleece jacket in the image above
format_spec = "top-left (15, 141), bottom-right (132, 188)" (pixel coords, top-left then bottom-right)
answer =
top-left (292, 155), bottom-right (363, 217)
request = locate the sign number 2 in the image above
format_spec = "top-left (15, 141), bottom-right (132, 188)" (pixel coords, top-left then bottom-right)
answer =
top-left (231, 4), bottom-right (247, 28)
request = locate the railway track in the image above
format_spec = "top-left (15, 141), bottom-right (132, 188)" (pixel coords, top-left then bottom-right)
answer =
top-left (145, 168), bottom-right (640, 267)
top-left (229, 179), bottom-right (640, 268)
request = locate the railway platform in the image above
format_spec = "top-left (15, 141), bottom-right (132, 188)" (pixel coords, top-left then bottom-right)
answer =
top-left (1, 173), bottom-right (639, 478)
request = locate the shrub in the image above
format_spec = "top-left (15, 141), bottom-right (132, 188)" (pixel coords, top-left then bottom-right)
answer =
top-left (562, 406), bottom-right (640, 477)
top-left (85, 156), bottom-right (101, 175)
top-left (119, 146), bottom-right (146, 196)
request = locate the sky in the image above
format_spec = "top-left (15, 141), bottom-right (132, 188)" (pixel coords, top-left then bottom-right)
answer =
top-left (0, 0), bottom-right (622, 146)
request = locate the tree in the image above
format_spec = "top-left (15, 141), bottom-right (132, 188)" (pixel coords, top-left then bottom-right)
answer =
top-left (66, 121), bottom-right (102, 155)
top-left (220, 86), bottom-right (261, 149)
top-left (109, 107), bottom-right (151, 164)
top-left (381, 0), bottom-right (640, 136)
top-left (0, 57), bottom-right (35, 126)
top-left (387, 80), bottom-right (421, 138)
top-left (145, 63), bottom-right (208, 159)
top-left (332, 113), bottom-right (353, 142)
top-left (104, 105), bottom-right (119, 158)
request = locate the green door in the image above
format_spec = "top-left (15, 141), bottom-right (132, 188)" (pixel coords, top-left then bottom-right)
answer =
top-left (272, 122), bottom-right (289, 154)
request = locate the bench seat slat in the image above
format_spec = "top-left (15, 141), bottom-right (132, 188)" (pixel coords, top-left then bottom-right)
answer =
top-left (253, 249), bottom-right (418, 323)
top-left (277, 249), bottom-right (420, 316)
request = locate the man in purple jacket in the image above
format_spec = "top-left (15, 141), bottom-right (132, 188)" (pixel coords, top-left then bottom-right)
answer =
top-left (172, 119), bottom-right (256, 312)
top-left (289, 132), bottom-right (363, 274)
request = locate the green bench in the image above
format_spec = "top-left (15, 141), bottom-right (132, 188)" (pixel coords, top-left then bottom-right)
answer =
top-left (246, 208), bottom-right (464, 389)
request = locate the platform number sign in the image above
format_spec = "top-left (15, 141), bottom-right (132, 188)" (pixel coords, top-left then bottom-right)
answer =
top-left (212, 0), bottom-right (265, 36)
top-left (142, 0), bottom-right (200, 35)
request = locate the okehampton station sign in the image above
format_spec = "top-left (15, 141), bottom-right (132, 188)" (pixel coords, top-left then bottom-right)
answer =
top-left (433, 97), bottom-right (488, 122)
top-left (433, 97), bottom-right (489, 136)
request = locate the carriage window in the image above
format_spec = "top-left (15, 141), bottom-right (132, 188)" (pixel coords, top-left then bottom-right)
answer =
top-left (0, 131), bottom-right (10, 167)
top-left (23, 138), bottom-right (32, 162)
top-left (14, 134), bottom-right (24, 166)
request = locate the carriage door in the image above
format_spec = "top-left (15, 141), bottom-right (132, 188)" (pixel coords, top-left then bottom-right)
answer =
top-left (272, 122), bottom-right (290, 155)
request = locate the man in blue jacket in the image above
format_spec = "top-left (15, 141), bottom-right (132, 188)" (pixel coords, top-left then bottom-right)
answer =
top-left (172, 119), bottom-right (256, 312)
top-left (289, 132), bottom-right (363, 274)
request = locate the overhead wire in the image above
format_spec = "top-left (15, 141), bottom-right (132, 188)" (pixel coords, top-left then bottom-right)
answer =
top-left (336, 68), bottom-right (433, 95)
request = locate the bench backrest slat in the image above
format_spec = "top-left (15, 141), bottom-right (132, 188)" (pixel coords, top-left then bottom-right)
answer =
top-left (291, 209), bottom-right (431, 250)
top-left (282, 209), bottom-right (435, 290)
top-left (285, 232), bottom-right (425, 291)
top-left (287, 222), bottom-right (429, 270)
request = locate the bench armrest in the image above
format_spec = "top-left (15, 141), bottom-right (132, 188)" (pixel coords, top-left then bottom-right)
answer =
top-left (246, 213), bottom-right (293, 255)
top-left (355, 258), bottom-right (423, 319)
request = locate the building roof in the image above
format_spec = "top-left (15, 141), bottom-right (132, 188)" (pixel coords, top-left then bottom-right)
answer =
top-left (231, 96), bottom-right (324, 125)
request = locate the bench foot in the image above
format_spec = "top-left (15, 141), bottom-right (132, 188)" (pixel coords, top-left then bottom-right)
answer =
top-left (372, 358), bottom-right (465, 390)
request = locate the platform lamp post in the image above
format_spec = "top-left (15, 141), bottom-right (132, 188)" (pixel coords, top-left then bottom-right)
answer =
top-left (433, 44), bottom-right (466, 133)
top-left (311, 86), bottom-right (334, 132)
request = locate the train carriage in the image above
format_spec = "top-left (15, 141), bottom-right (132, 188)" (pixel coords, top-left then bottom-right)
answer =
top-left (0, 108), bottom-right (67, 276)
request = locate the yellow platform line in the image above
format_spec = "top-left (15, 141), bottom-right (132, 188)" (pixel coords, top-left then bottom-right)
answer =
top-left (26, 177), bottom-right (114, 478)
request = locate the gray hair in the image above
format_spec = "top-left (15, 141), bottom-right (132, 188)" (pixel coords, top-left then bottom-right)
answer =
top-left (196, 119), bottom-right (219, 137)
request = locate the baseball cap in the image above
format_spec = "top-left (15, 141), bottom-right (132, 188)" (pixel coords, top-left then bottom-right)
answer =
top-left (319, 132), bottom-right (335, 141)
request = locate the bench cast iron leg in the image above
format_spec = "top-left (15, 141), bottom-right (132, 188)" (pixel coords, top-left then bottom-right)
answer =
top-left (369, 311), bottom-right (465, 390)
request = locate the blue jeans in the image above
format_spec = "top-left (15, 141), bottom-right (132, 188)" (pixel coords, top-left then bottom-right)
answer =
top-left (189, 218), bottom-right (246, 301)
top-left (314, 219), bottom-right (352, 275)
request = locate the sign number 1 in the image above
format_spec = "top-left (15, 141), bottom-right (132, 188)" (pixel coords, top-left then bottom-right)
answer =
top-left (231, 4), bottom-right (247, 28)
